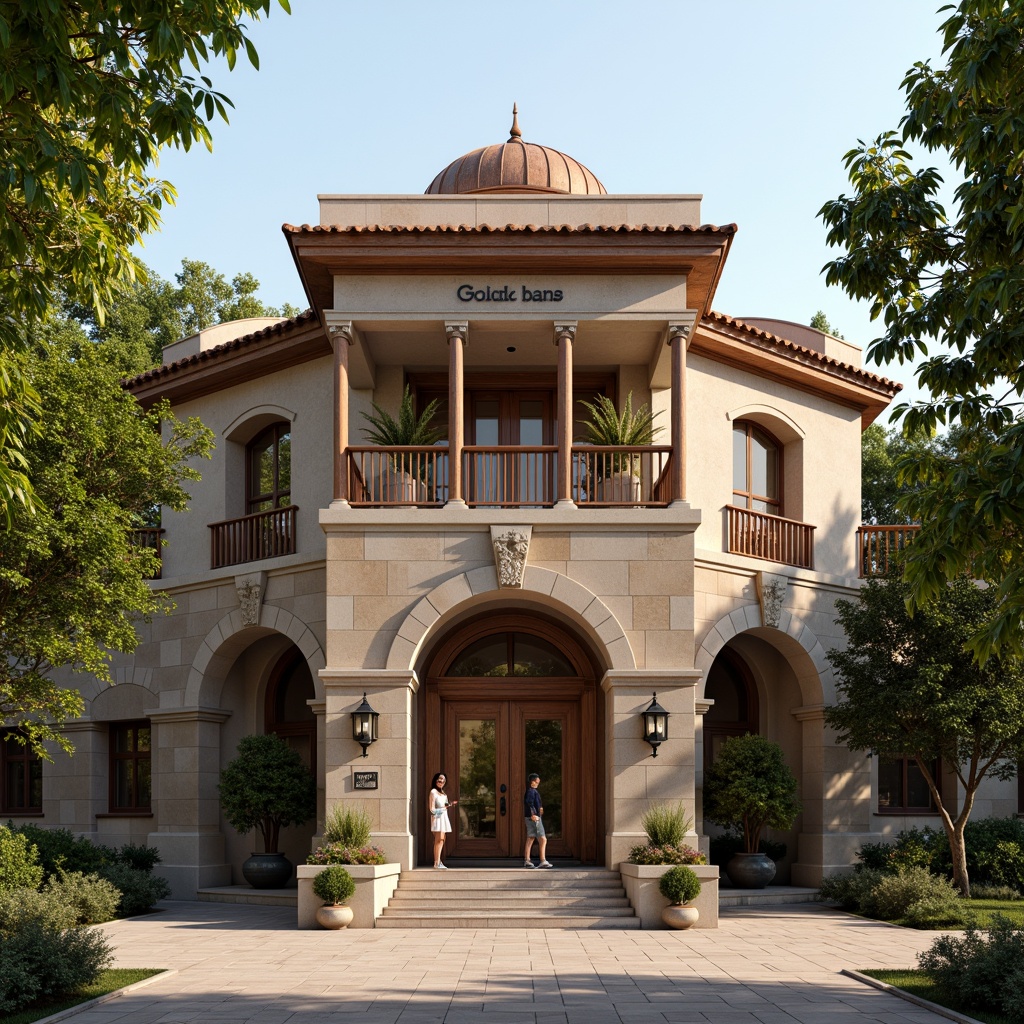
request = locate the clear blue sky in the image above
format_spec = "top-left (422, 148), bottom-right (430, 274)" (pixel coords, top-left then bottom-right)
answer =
top-left (137, 0), bottom-right (953, 409)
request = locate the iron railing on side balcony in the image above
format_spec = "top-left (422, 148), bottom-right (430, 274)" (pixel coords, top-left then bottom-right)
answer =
top-left (130, 528), bottom-right (165, 579)
top-left (209, 505), bottom-right (298, 569)
top-left (726, 504), bottom-right (815, 569)
top-left (857, 524), bottom-right (920, 577)
top-left (346, 447), bottom-right (447, 506)
top-left (572, 446), bottom-right (674, 506)
top-left (462, 446), bottom-right (558, 507)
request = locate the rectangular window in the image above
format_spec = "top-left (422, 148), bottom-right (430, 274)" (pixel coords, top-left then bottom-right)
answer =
top-left (878, 755), bottom-right (938, 814)
top-left (1, 730), bottom-right (43, 813)
top-left (109, 721), bottom-right (152, 813)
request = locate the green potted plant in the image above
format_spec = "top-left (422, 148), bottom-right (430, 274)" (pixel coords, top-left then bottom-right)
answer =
top-left (218, 734), bottom-right (316, 889)
top-left (578, 392), bottom-right (662, 502)
top-left (311, 865), bottom-right (356, 929)
top-left (703, 734), bottom-right (801, 889)
top-left (658, 865), bottom-right (701, 929)
top-left (361, 385), bottom-right (445, 501)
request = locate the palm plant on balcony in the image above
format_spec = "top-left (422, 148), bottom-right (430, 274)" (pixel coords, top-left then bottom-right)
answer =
top-left (578, 392), bottom-right (662, 502)
top-left (361, 386), bottom-right (445, 500)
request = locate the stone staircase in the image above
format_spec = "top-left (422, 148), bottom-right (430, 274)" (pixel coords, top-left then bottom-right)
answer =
top-left (376, 867), bottom-right (640, 929)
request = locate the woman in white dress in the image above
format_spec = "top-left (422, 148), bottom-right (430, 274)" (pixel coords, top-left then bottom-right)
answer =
top-left (429, 772), bottom-right (457, 869)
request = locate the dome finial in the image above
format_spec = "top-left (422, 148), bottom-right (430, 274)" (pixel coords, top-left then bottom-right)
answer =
top-left (509, 102), bottom-right (522, 141)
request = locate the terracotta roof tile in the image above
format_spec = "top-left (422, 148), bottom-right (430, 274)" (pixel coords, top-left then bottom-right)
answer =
top-left (282, 222), bottom-right (737, 236)
top-left (704, 311), bottom-right (901, 393)
top-left (123, 309), bottom-right (318, 390)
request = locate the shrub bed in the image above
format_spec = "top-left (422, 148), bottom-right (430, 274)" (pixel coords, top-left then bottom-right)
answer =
top-left (818, 866), bottom-right (967, 926)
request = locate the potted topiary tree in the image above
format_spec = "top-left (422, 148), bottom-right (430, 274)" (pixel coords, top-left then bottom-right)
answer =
top-left (361, 385), bottom-right (444, 502)
top-left (703, 734), bottom-right (801, 889)
top-left (658, 865), bottom-right (701, 929)
top-left (311, 865), bottom-right (356, 929)
top-left (578, 392), bottom-right (662, 503)
top-left (218, 734), bottom-right (316, 889)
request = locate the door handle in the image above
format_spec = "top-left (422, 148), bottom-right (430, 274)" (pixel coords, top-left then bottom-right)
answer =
top-left (499, 795), bottom-right (506, 816)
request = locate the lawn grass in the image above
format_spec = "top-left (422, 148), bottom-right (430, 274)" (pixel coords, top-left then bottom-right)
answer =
top-left (0, 968), bottom-right (164, 1024)
top-left (861, 970), bottom-right (1010, 1024)
top-left (963, 899), bottom-right (1024, 928)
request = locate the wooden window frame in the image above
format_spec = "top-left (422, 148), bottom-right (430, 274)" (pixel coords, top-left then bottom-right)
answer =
top-left (108, 720), bottom-right (152, 814)
top-left (877, 754), bottom-right (939, 815)
top-left (1, 730), bottom-right (43, 814)
top-left (246, 422), bottom-right (291, 515)
top-left (732, 420), bottom-right (782, 516)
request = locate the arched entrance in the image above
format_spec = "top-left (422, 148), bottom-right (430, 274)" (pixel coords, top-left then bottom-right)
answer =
top-left (421, 612), bottom-right (602, 865)
top-left (703, 647), bottom-right (759, 772)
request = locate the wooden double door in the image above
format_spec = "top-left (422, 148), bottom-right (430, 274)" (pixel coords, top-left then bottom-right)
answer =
top-left (422, 617), bottom-right (600, 863)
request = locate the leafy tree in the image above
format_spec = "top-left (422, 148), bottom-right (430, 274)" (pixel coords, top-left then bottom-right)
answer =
top-left (825, 570), bottom-right (1024, 896)
top-left (809, 310), bottom-right (844, 339)
top-left (0, 0), bottom-right (290, 522)
top-left (819, 0), bottom-right (1024, 661)
top-left (0, 321), bottom-right (213, 757)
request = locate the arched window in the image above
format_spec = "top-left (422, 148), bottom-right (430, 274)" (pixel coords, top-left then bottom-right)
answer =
top-left (732, 421), bottom-right (781, 515)
top-left (264, 650), bottom-right (316, 770)
top-left (247, 423), bottom-right (291, 514)
top-left (703, 648), bottom-right (759, 772)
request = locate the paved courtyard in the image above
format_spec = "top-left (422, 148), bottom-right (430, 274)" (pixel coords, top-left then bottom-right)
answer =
top-left (79, 900), bottom-right (953, 1024)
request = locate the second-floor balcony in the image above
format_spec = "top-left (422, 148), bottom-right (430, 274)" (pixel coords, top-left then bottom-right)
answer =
top-left (209, 505), bottom-right (299, 570)
top-left (726, 504), bottom-right (816, 570)
top-left (857, 523), bottom-right (921, 577)
top-left (345, 445), bottom-right (675, 508)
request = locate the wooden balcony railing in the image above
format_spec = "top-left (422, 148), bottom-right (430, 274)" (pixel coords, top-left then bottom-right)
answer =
top-left (209, 505), bottom-right (298, 570)
top-left (857, 524), bottom-right (920, 577)
top-left (572, 446), bottom-right (674, 506)
top-left (462, 446), bottom-right (558, 507)
top-left (130, 528), bottom-right (164, 579)
top-left (726, 505), bottom-right (815, 569)
top-left (346, 447), bottom-right (447, 506)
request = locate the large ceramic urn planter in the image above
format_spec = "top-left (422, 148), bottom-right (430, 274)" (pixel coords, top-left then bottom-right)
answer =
top-left (597, 471), bottom-right (641, 504)
top-left (315, 904), bottom-right (354, 930)
top-left (661, 905), bottom-right (699, 929)
top-left (726, 852), bottom-right (776, 889)
top-left (242, 852), bottom-right (293, 889)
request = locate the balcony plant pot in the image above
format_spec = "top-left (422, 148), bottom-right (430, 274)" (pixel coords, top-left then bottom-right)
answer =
top-left (725, 851), bottom-right (777, 889)
top-left (596, 470), bottom-right (641, 504)
top-left (242, 851), bottom-right (293, 890)
top-left (579, 391), bottom-right (661, 505)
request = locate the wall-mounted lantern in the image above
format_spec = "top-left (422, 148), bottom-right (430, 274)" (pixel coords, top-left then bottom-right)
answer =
top-left (351, 692), bottom-right (379, 758)
top-left (641, 692), bottom-right (669, 757)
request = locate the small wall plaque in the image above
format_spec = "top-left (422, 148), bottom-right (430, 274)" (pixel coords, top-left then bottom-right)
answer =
top-left (354, 771), bottom-right (378, 790)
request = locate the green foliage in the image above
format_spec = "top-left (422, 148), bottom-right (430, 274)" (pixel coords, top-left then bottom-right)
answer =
top-left (6, 826), bottom-right (109, 880)
top-left (702, 735), bottom-right (801, 853)
top-left (817, 868), bottom-right (887, 912)
top-left (0, 889), bottom-right (78, 934)
top-left (971, 884), bottom-right (1023, 902)
top-left (578, 392), bottom-right (662, 477)
top-left (306, 843), bottom-right (387, 866)
top-left (0, 0), bottom-right (291, 522)
top-left (709, 828), bottom-right (786, 866)
top-left (361, 386), bottom-right (445, 448)
top-left (0, 334), bottom-right (213, 756)
top-left (809, 310), bottom-right (844, 339)
top-left (856, 827), bottom-right (944, 874)
top-left (641, 803), bottom-right (692, 847)
top-left (113, 844), bottom-right (162, 874)
top-left (218, 734), bottom-right (316, 853)
top-left (628, 843), bottom-right (706, 866)
top-left (96, 864), bottom-right (170, 917)
top-left (919, 917), bottom-right (1024, 1023)
top-left (826, 571), bottom-right (1024, 894)
top-left (41, 872), bottom-right (120, 926)
top-left (819, 1), bottom-right (1024, 662)
top-left (311, 866), bottom-right (355, 906)
top-left (0, 921), bottom-right (113, 1015)
top-left (859, 423), bottom-right (945, 525)
top-left (864, 867), bottom-right (966, 926)
top-left (0, 827), bottom-right (43, 894)
top-left (323, 806), bottom-right (372, 848)
top-left (657, 865), bottom-right (701, 906)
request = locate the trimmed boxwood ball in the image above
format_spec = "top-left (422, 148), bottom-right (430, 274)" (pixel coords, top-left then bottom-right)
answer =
top-left (658, 865), bottom-right (701, 905)
top-left (312, 866), bottom-right (356, 906)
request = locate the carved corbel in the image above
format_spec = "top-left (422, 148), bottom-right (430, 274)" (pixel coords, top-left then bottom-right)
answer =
top-left (490, 526), bottom-right (532, 588)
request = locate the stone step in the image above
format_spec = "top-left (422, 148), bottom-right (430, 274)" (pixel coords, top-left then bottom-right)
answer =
top-left (396, 876), bottom-right (624, 891)
top-left (389, 896), bottom-right (632, 909)
top-left (197, 886), bottom-right (296, 907)
top-left (376, 914), bottom-right (642, 929)
top-left (719, 885), bottom-right (819, 908)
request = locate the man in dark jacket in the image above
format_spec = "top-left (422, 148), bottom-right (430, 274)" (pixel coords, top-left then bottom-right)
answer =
top-left (523, 773), bottom-right (552, 868)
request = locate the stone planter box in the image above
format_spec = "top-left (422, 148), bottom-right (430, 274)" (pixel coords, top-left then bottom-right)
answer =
top-left (619, 863), bottom-right (719, 929)
top-left (297, 863), bottom-right (401, 929)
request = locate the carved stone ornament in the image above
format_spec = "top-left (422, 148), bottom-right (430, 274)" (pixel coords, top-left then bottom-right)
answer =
top-left (756, 571), bottom-right (788, 629)
top-left (235, 571), bottom-right (267, 626)
top-left (490, 526), bottom-right (532, 589)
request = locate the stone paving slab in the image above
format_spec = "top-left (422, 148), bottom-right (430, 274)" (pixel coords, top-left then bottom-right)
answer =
top-left (74, 901), bottom-right (960, 1024)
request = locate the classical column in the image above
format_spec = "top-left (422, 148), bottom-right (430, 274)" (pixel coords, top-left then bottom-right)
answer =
top-left (554, 321), bottom-right (577, 507)
top-left (668, 322), bottom-right (690, 504)
top-left (328, 322), bottom-right (353, 508)
top-left (445, 322), bottom-right (468, 507)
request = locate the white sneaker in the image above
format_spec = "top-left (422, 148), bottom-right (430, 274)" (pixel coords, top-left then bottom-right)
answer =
top-left (434, 863), bottom-right (448, 870)
top-left (539, 861), bottom-right (554, 868)
top-left (524, 861), bottom-right (536, 868)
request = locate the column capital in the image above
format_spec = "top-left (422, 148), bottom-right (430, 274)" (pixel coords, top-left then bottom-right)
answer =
top-left (667, 319), bottom-right (695, 345)
top-left (445, 321), bottom-right (468, 344)
top-left (553, 320), bottom-right (577, 344)
top-left (325, 319), bottom-right (354, 349)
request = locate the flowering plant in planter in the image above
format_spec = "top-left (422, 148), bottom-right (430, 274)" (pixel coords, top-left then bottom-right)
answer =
top-left (629, 843), bottom-right (707, 865)
top-left (306, 842), bottom-right (388, 866)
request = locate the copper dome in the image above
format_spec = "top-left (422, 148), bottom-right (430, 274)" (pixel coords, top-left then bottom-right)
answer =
top-left (425, 105), bottom-right (607, 196)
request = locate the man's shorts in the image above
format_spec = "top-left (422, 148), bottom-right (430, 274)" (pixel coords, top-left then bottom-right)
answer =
top-left (524, 816), bottom-right (545, 838)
